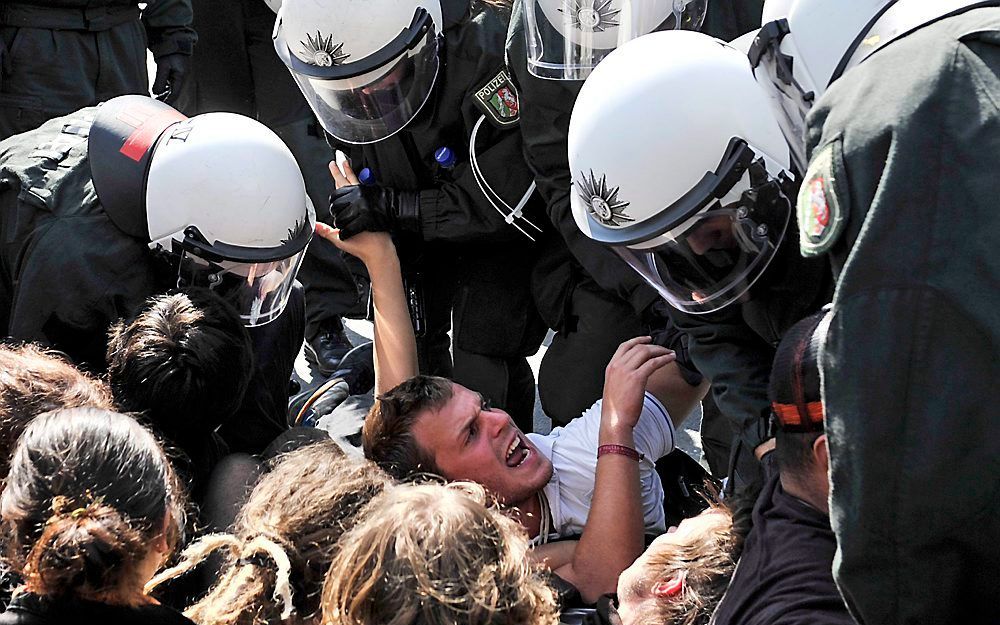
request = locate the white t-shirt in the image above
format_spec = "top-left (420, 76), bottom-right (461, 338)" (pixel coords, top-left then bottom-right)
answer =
top-left (527, 392), bottom-right (675, 541)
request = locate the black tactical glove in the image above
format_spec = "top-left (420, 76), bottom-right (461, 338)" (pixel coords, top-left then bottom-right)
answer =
top-left (152, 53), bottom-right (191, 105)
top-left (329, 184), bottom-right (420, 239)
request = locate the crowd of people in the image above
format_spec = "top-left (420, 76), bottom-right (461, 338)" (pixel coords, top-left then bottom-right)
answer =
top-left (0, 0), bottom-right (997, 624)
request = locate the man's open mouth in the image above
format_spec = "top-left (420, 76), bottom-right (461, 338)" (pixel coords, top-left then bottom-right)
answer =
top-left (505, 434), bottom-right (531, 468)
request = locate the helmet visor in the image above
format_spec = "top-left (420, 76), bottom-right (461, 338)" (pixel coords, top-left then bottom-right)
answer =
top-left (614, 204), bottom-right (790, 314)
top-left (525, 0), bottom-right (708, 80)
top-left (290, 27), bottom-right (440, 144)
top-left (215, 249), bottom-right (307, 327)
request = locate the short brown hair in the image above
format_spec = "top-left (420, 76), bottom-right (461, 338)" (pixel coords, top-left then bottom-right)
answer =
top-left (626, 507), bottom-right (738, 625)
top-left (149, 440), bottom-right (392, 624)
top-left (0, 344), bottom-right (113, 480)
top-left (322, 482), bottom-right (559, 625)
top-left (362, 375), bottom-right (453, 480)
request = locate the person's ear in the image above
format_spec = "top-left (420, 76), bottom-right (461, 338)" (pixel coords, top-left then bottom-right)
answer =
top-left (813, 433), bottom-right (830, 473)
top-left (651, 572), bottom-right (686, 599)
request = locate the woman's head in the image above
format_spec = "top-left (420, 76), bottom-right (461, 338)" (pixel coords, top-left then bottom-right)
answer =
top-left (615, 507), bottom-right (737, 625)
top-left (0, 344), bottom-right (113, 480)
top-left (1, 407), bottom-right (185, 603)
top-left (322, 481), bottom-right (559, 625)
top-left (155, 440), bottom-right (392, 625)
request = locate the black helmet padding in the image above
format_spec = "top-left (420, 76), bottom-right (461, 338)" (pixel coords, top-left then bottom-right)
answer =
top-left (88, 95), bottom-right (187, 240)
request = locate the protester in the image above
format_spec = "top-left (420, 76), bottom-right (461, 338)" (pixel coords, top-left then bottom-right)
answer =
top-left (712, 310), bottom-right (851, 625)
top-left (0, 345), bottom-right (113, 479)
top-left (314, 219), bottom-right (704, 602)
top-left (146, 440), bottom-right (390, 625)
top-left (0, 407), bottom-right (190, 624)
top-left (321, 481), bottom-right (559, 625)
top-left (106, 289), bottom-right (253, 495)
top-left (614, 506), bottom-right (739, 625)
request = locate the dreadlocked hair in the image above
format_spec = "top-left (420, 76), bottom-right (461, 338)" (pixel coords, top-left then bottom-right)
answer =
top-left (321, 481), bottom-right (559, 625)
top-left (148, 441), bottom-right (392, 624)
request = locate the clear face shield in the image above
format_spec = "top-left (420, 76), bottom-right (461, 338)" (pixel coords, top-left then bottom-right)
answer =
top-left (749, 20), bottom-right (813, 174)
top-left (525, 0), bottom-right (708, 80)
top-left (579, 147), bottom-right (793, 315)
top-left (176, 249), bottom-right (308, 326)
top-left (172, 201), bottom-right (315, 327)
top-left (614, 202), bottom-right (790, 314)
top-left (275, 9), bottom-right (440, 144)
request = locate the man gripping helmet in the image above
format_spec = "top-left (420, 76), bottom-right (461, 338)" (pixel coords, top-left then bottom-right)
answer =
top-left (569, 31), bottom-right (832, 492)
top-left (273, 0), bottom-right (444, 144)
top-left (523, 0), bottom-right (708, 80)
top-left (0, 94), bottom-right (314, 451)
top-left (748, 1), bottom-right (1000, 622)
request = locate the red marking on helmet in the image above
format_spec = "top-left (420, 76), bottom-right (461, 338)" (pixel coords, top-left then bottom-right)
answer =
top-left (119, 108), bottom-right (187, 162)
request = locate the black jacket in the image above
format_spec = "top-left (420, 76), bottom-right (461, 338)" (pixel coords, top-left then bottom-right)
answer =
top-left (0, 593), bottom-right (196, 625)
top-left (712, 457), bottom-right (852, 625)
top-left (336, 0), bottom-right (543, 248)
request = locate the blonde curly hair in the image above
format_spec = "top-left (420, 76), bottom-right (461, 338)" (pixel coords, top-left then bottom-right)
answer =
top-left (322, 481), bottom-right (558, 625)
top-left (148, 441), bottom-right (391, 624)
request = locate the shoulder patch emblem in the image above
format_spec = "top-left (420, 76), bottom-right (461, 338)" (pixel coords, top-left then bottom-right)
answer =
top-left (797, 138), bottom-right (848, 257)
top-left (473, 69), bottom-right (520, 127)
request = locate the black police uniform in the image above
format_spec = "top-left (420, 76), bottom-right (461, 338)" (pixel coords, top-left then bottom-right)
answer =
top-left (0, 109), bottom-right (302, 454)
top-left (183, 0), bottom-right (362, 363)
top-left (503, 0), bottom-right (766, 434)
top-left (799, 6), bottom-right (1000, 623)
top-left (0, 0), bottom-right (196, 139)
top-left (331, 0), bottom-right (548, 428)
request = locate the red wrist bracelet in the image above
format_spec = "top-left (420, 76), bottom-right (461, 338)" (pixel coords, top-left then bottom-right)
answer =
top-left (597, 444), bottom-right (644, 462)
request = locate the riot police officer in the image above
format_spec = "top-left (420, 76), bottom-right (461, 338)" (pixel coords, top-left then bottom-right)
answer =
top-left (274, 0), bottom-right (547, 428)
top-left (0, 94), bottom-right (314, 452)
top-left (752, 0), bottom-right (1000, 621)
top-left (506, 0), bottom-right (764, 450)
top-left (567, 31), bottom-right (833, 491)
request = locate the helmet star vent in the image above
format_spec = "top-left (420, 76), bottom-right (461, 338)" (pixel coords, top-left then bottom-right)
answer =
top-left (559, 0), bottom-right (621, 33)
top-left (300, 31), bottom-right (350, 67)
top-left (577, 170), bottom-right (633, 227)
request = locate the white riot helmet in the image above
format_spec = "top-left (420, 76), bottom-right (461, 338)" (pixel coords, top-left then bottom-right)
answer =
top-left (569, 31), bottom-right (794, 314)
top-left (274, 0), bottom-right (444, 144)
top-left (747, 0), bottom-right (893, 172)
top-left (749, 0), bottom-right (985, 173)
top-left (524, 0), bottom-right (708, 80)
top-left (89, 95), bottom-right (315, 327)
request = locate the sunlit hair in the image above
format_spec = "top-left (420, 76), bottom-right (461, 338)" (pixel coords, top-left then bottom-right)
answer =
top-left (1, 407), bottom-right (185, 602)
top-left (0, 343), bottom-right (113, 480)
top-left (321, 481), bottom-right (559, 625)
top-left (626, 506), bottom-right (738, 625)
top-left (148, 441), bottom-right (392, 624)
